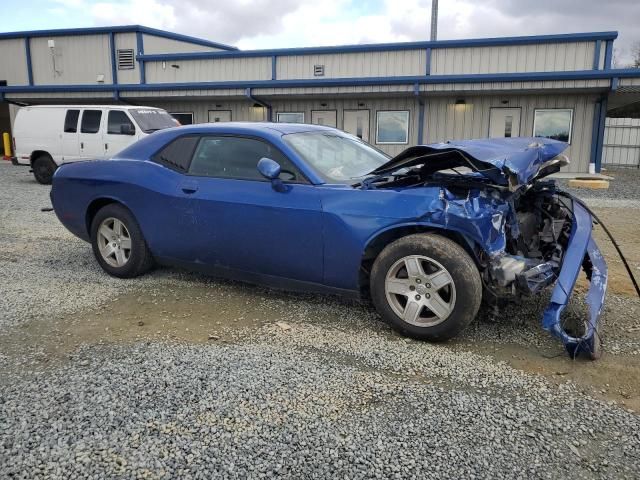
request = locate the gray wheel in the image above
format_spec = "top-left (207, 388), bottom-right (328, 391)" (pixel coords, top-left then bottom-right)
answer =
top-left (370, 233), bottom-right (482, 342)
top-left (96, 217), bottom-right (132, 268)
top-left (32, 154), bottom-right (56, 185)
top-left (384, 255), bottom-right (456, 327)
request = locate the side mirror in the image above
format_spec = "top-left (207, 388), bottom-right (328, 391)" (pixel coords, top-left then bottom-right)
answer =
top-left (257, 157), bottom-right (281, 179)
top-left (257, 157), bottom-right (287, 192)
top-left (120, 123), bottom-right (135, 135)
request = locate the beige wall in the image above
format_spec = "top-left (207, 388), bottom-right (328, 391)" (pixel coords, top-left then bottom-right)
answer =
top-left (0, 38), bottom-right (29, 85)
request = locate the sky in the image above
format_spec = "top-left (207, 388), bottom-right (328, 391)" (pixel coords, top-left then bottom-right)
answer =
top-left (4, 0), bottom-right (639, 66)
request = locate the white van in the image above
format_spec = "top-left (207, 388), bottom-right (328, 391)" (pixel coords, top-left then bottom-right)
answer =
top-left (12, 105), bottom-right (179, 184)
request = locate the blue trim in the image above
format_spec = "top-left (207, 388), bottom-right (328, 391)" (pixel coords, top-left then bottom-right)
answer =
top-left (425, 48), bottom-right (432, 75)
top-left (109, 32), bottom-right (118, 85)
top-left (593, 40), bottom-right (601, 70)
top-left (604, 40), bottom-right (613, 69)
top-left (0, 25), bottom-right (237, 51)
top-left (136, 31), bottom-right (146, 84)
top-left (589, 99), bottom-right (602, 167)
top-left (594, 96), bottom-right (608, 173)
top-left (416, 98), bottom-right (425, 145)
top-left (271, 56), bottom-right (277, 80)
top-left (135, 31), bottom-right (619, 62)
top-left (24, 38), bottom-right (33, 86)
top-left (3, 68), bottom-right (640, 95)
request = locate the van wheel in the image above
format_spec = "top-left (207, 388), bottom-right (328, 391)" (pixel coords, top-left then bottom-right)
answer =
top-left (370, 233), bottom-right (482, 342)
top-left (90, 203), bottom-right (154, 278)
top-left (32, 154), bottom-right (56, 185)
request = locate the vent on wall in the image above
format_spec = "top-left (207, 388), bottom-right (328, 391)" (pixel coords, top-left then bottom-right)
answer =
top-left (117, 49), bottom-right (135, 70)
top-left (313, 64), bottom-right (325, 76)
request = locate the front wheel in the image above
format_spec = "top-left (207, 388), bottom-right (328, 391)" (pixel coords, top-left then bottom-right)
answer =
top-left (90, 203), bottom-right (154, 278)
top-left (370, 233), bottom-right (482, 341)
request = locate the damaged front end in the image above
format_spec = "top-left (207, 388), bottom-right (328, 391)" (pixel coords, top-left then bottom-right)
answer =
top-left (363, 137), bottom-right (607, 359)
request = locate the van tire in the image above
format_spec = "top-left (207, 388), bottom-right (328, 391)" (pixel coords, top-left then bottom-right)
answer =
top-left (32, 154), bottom-right (57, 185)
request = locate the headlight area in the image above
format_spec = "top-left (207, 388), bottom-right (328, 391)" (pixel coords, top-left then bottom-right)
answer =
top-left (482, 181), bottom-right (609, 359)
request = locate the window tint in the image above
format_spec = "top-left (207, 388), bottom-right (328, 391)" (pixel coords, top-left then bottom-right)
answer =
top-left (80, 110), bottom-right (102, 134)
top-left (153, 136), bottom-right (200, 173)
top-left (64, 110), bottom-right (80, 133)
top-left (188, 136), bottom-right (303, 182)
top-left (170, 112), bottom-right (194, 125)
top-left (107, 110), bottom-right (135, 135)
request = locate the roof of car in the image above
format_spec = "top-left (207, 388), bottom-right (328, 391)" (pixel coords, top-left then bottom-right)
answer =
top-left (21, 105), bottom-right (165, 110)
top-left (172, 122), bottom-right (336, 134)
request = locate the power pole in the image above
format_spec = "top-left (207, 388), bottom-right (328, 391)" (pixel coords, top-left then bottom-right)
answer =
top-left (430, 0), bottom-right (438, 41)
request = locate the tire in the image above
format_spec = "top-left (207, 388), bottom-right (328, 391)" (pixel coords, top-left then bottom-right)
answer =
top-left (90, 203), bottom-right (154, 278)
top-left (370, 233), bottom-right (482, 342)
top-left (32, 154), bottom-right (57, 185)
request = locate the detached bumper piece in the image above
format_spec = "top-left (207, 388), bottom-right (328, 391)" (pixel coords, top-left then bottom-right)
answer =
top-left (542, 202), bottom-right (607, 359)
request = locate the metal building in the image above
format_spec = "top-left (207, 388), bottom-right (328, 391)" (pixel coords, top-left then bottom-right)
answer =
top-left (2, 25), bottom-right (640, 172)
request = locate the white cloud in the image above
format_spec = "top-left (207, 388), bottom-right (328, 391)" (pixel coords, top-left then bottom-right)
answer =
top-left (91, 0), bottom-right (177, 30)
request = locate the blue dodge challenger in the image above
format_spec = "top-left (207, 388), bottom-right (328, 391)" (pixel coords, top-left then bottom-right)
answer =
top-left (51, 122), bottom-right (607, 358)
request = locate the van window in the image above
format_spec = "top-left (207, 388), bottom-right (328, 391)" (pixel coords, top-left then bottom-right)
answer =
top-left (81, 110), bottom-right (102, 134)
top-left (107, 110), bottom-right (135, 135)
top-left (64, 110), bottom-right (80, 133)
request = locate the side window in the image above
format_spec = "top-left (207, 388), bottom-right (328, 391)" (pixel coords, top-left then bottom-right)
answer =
top-left (188, 136), bottom-right (304, 182)
top-left (152, 136), bottom-right (200, 173)
top-left (80, 110), bottom-right (102, 134)
top-left (107, 110), bottom-right (135, 135)
top-left (64, 110), bottom-right (80, 133)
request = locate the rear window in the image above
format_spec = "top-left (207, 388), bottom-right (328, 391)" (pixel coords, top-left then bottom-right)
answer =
top-left (81, 110), bottom-right (102, 134)
top-left (64, 110), bottom-right (80, 133)
top-left (152, 136), bottom-right (200, 173)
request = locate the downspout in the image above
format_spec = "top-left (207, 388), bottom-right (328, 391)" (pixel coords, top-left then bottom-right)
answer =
top-left (414, 83), bottom-right (425, 145)
top-left (245, 87), bottom-right (272, 122)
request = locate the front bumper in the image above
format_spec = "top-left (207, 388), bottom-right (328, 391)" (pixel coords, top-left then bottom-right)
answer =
top-left (542, 200), bottom-right (607, 359)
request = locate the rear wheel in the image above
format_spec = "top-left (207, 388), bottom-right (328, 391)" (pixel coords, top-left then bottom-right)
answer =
top-left (32, 154), bottom-right (56, 185)
top-left (370, 233), bottom-right (482, 341)
top-left (90, 203), bottom-right (154, 278)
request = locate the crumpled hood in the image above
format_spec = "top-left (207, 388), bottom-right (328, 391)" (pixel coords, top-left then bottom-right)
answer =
top-left (370, 137), bottom-right (569, 187)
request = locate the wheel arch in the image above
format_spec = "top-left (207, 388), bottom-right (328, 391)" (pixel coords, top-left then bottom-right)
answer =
top-left (30, 150), bottom-right (52, 165)
top-left (359, 223), bottom-right (480, 295)
top-left (85, 197), bottom-right (128, 238)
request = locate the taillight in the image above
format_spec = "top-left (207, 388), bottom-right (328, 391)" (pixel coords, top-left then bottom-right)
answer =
top-left (12, 136), bottom-right (16, 153)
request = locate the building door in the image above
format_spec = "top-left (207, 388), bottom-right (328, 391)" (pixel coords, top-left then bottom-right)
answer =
top-left (208, 110), bottom-right (232, 123)
top-left (343, 110), bottom-right (370, 142)
top-left (311, 110), bottom-right (337, 127)
top-left (489, 108), bottom-right (521, 138)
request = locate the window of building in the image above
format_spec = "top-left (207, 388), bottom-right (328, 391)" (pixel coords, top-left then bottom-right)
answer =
top-left (188, 136), bottom-right (303, 182)
top-left (107, 110), bottom-right (135, 135)
top-left (117, 49), bottom-right (135, 70)
top-left (277, 112), bottom-right (304, 123)
top-left (63, 109), bottom-right (80, 133)
top-left (376, 111), bottom-right (409, 144)
top-left (80, 110), bottom-right (102, 134)
top-left (170, 112), bottom-right (194, 125)
top-left (152, 136), bottom-right (200, 173)
top-left (533, 109), bottom-right (574, 143)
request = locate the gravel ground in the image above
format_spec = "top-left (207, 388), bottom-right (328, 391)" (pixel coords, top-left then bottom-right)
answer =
top-left (1, 162), bottom-right (639, 479)
top-left (556, 167), bottom-right (640, 208)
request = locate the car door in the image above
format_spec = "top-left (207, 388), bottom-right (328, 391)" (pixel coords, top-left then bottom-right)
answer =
top-left (61, 109), bottom-right (81, 162)
top-left (180, 135), bottom-right (324, 284)
top-left (104, 110), bottom-right (137, 157)
top-left (78, 109), bottom-right (106, 159)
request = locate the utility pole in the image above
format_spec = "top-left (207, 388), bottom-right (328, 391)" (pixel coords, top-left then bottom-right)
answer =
top-left (430, 0), bottom-right (438, 41)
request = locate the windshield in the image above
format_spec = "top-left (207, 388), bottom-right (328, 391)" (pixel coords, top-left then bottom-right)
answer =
top-left (129, 109), bottom-right (179, 133)
top-left (282, 131), bottom-right (389, 183)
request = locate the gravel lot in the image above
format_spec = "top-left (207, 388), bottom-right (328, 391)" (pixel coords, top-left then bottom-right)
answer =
top-left (1, 162), bottom-right (639, 479)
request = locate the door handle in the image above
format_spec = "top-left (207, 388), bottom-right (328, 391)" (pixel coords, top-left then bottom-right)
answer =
top-left (180, 181), bottom-right (199, 194)
top-left (105, 143), bottom-right (108, 150)
top-left (80, 142), bottom-right (84, 149)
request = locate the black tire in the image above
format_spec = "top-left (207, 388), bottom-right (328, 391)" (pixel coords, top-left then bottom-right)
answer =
top-left (32, 154), bottom-right (56, 185)
top-left (370, 233), bottom-right (482, 342)
top-left (90, 203), bottom-right (154, 278)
